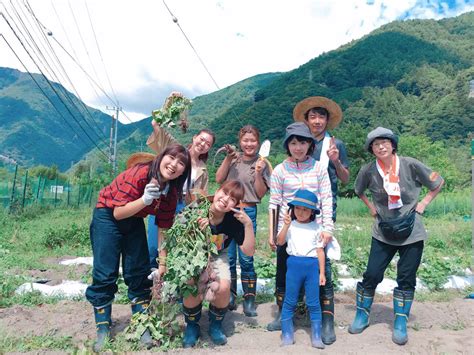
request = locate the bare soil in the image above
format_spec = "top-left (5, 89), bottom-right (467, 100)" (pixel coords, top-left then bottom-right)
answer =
top-left (1, 295), bottom-right (473, 354)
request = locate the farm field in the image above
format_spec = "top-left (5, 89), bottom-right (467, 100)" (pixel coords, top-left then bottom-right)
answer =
top-left (0, 194), bottom-right (472, 353)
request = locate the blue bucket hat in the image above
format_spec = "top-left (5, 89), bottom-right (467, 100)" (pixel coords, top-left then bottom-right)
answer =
top-left (283, 122), bottom-right (313, 149)
top-left (288, 189), bottom-right (320, 213)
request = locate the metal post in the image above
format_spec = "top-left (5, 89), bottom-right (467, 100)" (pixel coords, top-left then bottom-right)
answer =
top-left (21, 170), bottom-right (28, 209)
top-left (54, 174), bottom-right (58, 207)
top-left (35, 175), bottom-right (41, 202)
top-left (9, 164), bottom-right (18, 213)
top-left (471, 139), bottom-right (473, 269)
top-left (77, 185), bottom-right (81, 208)
top-left (89, 185), bottom-right (93, 207)
top-left (67, 180), bottom-right (70, 207)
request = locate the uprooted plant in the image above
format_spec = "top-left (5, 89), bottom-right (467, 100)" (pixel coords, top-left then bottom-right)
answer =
top-left (125, 195), bottom-right (218, 349)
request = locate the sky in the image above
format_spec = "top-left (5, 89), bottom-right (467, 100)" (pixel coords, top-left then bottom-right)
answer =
top-left (0, 0), bottom-right (473, 123)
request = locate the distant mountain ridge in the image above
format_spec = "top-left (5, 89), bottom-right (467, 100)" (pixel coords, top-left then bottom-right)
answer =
top-left (1, 12), bottom-right (473, 172)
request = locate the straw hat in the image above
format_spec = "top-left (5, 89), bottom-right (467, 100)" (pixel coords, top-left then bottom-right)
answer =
top-left (126, 152), bottom-right (156, 169)
top-left (293, 96), bottom-right (343, 130)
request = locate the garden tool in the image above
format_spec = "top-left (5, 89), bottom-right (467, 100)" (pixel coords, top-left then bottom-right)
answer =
top-left (348, 282), bottom-right (375, 334)
top-left (392, 288), bottom-right (414, 345)
top-left (182, 303), bottom-right (202, 348)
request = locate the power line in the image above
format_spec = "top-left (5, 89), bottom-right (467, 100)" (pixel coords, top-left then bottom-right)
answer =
top-left (0, 14), bottom-right (110, 160)
top-left (22, 0), bottom-right (110, 142)
top-left (13, 0), bottom-right (109, 144)
top-left (0, 33), bottom-right (109, 162)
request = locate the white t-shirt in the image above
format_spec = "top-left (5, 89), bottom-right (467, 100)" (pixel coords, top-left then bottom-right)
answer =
top-left (286, 220), bottom-right (324, 258)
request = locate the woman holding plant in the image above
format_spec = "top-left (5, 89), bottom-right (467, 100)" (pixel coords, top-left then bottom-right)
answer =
top-left (143, 92), bottom-right (215, 269)
top-left (215, 125), bottom-right (270, 317)
top-left (267, 122), bottom-right (334, 338)
top-left (348, 127), bottom-right (443, 345)
top-left (179, 180), bottom-right (255, 347)
top-left (86, 144), bottom-right (191, 352)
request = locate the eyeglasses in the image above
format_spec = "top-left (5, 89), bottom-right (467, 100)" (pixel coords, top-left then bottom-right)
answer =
top-left (371, 139), bottom-right (392, 149)
top-left (198, 136), bottom-right (212, 148)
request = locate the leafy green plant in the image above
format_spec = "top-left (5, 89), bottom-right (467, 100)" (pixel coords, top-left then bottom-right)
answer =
top-left (41, 223), bottom-right (89, 249)
top-left (254, 257), bottom-right (276, 279)
top-left (152, 93), bottom-right (192, 131)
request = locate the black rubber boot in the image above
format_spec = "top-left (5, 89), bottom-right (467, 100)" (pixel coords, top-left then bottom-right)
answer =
top-left (228, 271), bottom-right (237, 311)
top-left (208, 304), bottom-right (227, 345)
top-left (131, 298), bottom-right (153, 349)
top-left (93, 304), bottom-right (111, 352)
top-left (267, 287), bottom-right (285, 331)
top-left (182, 303), bottom-right (202, 348)
top-left (241, 272), bottom-right (258, 317)
top-left (321, 284), bottom-right (336, 345)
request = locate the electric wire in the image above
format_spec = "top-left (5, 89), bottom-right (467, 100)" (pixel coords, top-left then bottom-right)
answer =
top-left (0, 33), bottom-right (109, 162)
top-left (21, 0), bottom-right (110, 143)
top-left (1, 14), bottom-right (110, 160)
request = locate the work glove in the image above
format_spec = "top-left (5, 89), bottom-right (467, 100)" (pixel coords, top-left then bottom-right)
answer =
top-left (142, 183), bottom-right (161, 206)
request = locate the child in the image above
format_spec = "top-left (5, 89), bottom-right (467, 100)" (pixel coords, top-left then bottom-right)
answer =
top-left (276, 189), bottom-right (326, 349)
top-left (85, 144), bottom-right (191, 352)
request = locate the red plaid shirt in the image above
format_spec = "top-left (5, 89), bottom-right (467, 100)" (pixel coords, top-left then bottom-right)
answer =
top-left (96, 164), bottom-right (177, 228)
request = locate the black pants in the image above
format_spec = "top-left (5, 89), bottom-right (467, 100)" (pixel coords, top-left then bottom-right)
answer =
top-left (362, 237), bottom-right (424, 292)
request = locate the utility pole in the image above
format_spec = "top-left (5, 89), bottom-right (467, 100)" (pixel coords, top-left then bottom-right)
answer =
top-left (106, 106), bottom-right (121, 173)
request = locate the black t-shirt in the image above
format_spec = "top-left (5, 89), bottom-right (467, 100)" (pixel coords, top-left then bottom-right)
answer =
top-left (209, 212), bottom-right (244, 253)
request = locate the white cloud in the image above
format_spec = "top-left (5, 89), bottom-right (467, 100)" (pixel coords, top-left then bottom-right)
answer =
top-left (0, 0), bottom-right (472, 123)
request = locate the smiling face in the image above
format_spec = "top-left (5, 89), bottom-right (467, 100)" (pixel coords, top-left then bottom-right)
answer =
top-left (288, 137), bottom-right (311, 161)
top-left (371, 138), bottom-right (394, 160)
top-left (159, 154), bottom-right (186, 182)
top-left (191, 132), bottom-right (214, 157)
top-left (240, 132), bottom-right (259, 157)
top-left (212, 188), bottom-right (238, 213)
top-left (306, 110), bottom-right (329, 139)
top-left (293, 205), bottom-right (313, 223)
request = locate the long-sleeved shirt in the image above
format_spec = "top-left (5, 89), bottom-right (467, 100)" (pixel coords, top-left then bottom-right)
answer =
top-left (269, 156), bottom-right (333, 234)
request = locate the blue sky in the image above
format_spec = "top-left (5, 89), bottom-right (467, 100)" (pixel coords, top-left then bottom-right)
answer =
top-left (0, 0), bottom-right (472, 122)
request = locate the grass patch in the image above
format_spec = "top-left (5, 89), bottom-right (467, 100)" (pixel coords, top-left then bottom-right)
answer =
top-left (0, 332), bottom-right (76, 352)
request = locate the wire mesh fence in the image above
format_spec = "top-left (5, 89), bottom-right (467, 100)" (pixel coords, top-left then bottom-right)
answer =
top-left (0, 162), bottom-right (98, 212)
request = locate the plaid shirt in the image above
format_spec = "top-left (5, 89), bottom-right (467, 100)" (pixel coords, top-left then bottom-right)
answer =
top-left (96, 164), bottom-right (177, 228)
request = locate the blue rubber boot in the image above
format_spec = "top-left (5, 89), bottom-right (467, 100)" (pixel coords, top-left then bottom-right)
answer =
top-left (392, 288), bottom-right (414, 345)
top-left (182, 304), bottom-right (202, 348)
top-left (93, 304), bottom-right (111, 352)
top-left (241, 272), bottom-right (258, 317)
top-left (311, 320), bottom-right (325, 349)
top-left (348, 282), bottom-right (375, 334)
top-left (131, 298), bottom-right (153, 349)
top-left (280, 318), bottom-right (295, 346)
top-left (208, 304), bottom-right (227, 346)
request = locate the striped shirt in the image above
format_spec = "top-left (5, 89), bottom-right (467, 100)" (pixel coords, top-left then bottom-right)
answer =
top-left (96, 163), bottom-right (177, 228)
top-left (269, 157), bottom-right (333, 234)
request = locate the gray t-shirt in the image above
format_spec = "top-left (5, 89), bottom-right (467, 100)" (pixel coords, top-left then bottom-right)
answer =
top-left (312, 137), bottom-right (349, 219)
top-left (355, 156), bottom-right (443, 246)
top-left (226, 156), bottom-right (270, 204)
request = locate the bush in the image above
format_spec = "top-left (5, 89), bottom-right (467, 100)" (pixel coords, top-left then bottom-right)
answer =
top-left (42, 223), bottom-right (89, 249)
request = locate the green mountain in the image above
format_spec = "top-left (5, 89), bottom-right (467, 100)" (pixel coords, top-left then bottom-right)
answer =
top-left (0, 67), bottom-right (137, 170)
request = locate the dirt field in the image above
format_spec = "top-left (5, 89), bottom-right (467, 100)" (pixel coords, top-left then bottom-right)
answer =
top-left (1, 293), bottom-right (473, 354)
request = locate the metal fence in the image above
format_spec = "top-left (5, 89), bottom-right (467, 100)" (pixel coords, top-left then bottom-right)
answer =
top-left (0, 162), bottom-right (97, 212)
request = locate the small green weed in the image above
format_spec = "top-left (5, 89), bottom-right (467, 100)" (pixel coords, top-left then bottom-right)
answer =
top-left (42, 223), bottom-right (89, 249)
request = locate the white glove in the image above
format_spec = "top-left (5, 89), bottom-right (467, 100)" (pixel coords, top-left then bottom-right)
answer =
top-left (142, 183), bottom-right (161, 206)
top-left (147, 268), bottom-right (160, 280)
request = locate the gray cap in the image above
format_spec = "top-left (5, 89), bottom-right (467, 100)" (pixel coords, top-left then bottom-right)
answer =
top-left (283, 122), bottom-right (313, 148)
top-left (364, 127), bottom-right (398, 153)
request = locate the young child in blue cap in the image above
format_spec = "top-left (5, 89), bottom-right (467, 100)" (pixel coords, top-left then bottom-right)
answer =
top-left (276, 189), bottom-right (326, 349)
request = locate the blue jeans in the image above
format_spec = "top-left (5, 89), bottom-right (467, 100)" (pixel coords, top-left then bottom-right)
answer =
top-left (147, 200), bottom-right (185, 268)
top-left (86, 208), bottom-right (152, 307)
top-left (227, 206), bottom-right (257, 276)
top-left (281, 256), bottom-right (322, 322)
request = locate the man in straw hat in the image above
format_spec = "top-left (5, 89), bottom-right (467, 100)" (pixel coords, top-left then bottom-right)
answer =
top-left (293, 96), bottom-right (350, 345)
